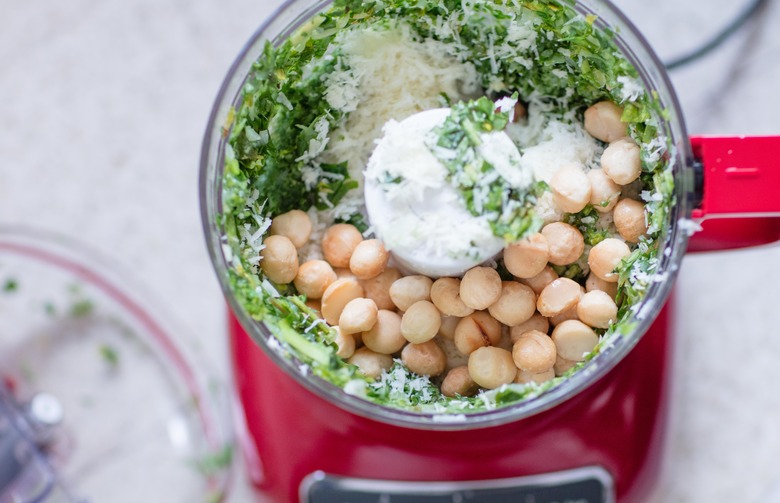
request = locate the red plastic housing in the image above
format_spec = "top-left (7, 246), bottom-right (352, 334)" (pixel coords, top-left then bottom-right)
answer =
top-left (689, 136), bottom-right (780, 252)
top-left (691, 136), bottom-right (780, 218)
top-left (230, 305), bottom-right (673, 503)
top-left (229, 136), bottom-right (780, 502)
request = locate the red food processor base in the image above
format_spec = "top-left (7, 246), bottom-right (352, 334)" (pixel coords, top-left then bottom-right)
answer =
top-left (230, 303), bottom-right (672, 503)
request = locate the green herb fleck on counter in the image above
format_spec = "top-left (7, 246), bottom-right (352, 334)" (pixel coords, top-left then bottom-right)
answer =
top-left (3, 278), bottom-right (18, 292)
top-left (99, 344), bottom-right (120, 369)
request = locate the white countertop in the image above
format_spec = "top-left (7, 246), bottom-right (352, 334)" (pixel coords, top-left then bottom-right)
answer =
top-left (1, 1), bottom-right (778, 501)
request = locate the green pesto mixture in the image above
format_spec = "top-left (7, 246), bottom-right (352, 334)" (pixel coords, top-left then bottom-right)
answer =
top-left (220, 0), bottom-right (673, 414)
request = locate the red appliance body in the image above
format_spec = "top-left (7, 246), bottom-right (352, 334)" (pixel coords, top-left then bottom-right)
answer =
top-left (229, 187), bottom-right (780, 503)
top-left (230, 303), bottom-right (672, 503)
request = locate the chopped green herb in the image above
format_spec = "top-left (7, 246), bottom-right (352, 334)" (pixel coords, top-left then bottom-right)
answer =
top-left (98, 344), bottom-right (120, 369)
top-left (564, 205), bottom-right (611, 247)
top-left (426, 96), bottom-right (543, 242)
top-left (204, 490), bottom-right (226, 503)
top-left (70, 299), bottom-right (94, 318)
top-left (3, 278), bottom-right (18, 292)
top-left (192, 445), bottom-right (234, 478)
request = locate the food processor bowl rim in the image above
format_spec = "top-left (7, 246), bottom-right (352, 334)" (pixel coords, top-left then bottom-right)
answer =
top-left (0, 225), bottom-right (236, 496)
top-left (199, 0), bottom-right (694, 431)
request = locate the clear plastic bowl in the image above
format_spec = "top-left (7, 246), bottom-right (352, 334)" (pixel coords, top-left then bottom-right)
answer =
top-left (200, 0), bottom-right (696, 430)
top-left (0, 227), bottom-right (234, 501)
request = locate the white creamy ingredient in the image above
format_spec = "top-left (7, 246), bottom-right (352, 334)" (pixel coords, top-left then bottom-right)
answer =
top-left (295, 23), bottom-right (482, 254)
top-left (364, 108), bottom-right (506, 277)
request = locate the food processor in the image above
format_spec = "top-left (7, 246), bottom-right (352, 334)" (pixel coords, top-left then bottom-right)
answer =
top-left (199, 0), bottom-right (780, 501)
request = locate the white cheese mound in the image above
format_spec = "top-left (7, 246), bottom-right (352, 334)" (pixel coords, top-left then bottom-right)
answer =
top-left (364, 109), bottom-right (505, 278)
top-left (367, 109), bottom-right (451, 202)
top-left (323, 23), bottom-right (481, 184)
top-left (296, 23), bottom-right (484, 258)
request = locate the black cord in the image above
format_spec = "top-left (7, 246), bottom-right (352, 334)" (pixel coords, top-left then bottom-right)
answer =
top-left (664, 0), bottom-right (770, 70)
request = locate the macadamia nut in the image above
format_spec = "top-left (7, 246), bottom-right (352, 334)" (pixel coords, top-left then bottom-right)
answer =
top-left (584, 101), bottom-right (626, 143)
top-left (587, 169), bottom-right (621, 213)
top-left (270, 209), bottom-right (312, 248)
top-left (322, 224), bottom-right (363, 268)
top-left (510, 314), bottom-right (550, 342)
top-left (360, 268), bottom-right (401, 311)
top-left (401, 300), bottom-right (441, 344)
top-left (512, 330), bottom-right (557, 374)
top-left (332, 326), bottom-right (356, 359)
top-left (321, 278), bottom-right (364, 325)
top-left (468, 347), bottom-right (517, 389)
top-left (402, 340), bottom-right (446, 377)
top-left (601, 139), bottom-right (642, 185)
top-left (588, 238), bottom-right (631, 283)
top-left (260, 235), bottom-right (299, 284)
top-left (537, 278), bottom-right (583, 317)
top-left (515, 368), bottom-right (555, 385)
top-left (551, 320), bottom-right (599, 362)
top-left (438, 316), bottom-right (460, 340)
top-left (294, 260), bottom-right (337, 299)
top-left (349, 239), bottom-right (389, 279)
top-left (541, 223), bottom-right (585, 266)
top-left (390, 275), bottom-right (434, 312)
top-left (613, 198), bottom-right (648, 243)
top-left (348, 347), bottom-right (393, 379)
top-left (460, 267), bottom-right (502, 310)
top-left (488, 281), bottom-right (536, 327)
top-left (550, 164), bottom-right (592, 214)
top-left (454, 311), bottom-right (502, 356)
top-left (362, 310), bottom-right (405, 354)
top-left (519, 266), bottom-right (559, 295)
top-left (586, 272), bottom-right (618, 299)
top-left (338, 298), bottom-right (378, 334)
top-left (503, 233), bottom-right (549, 279)
top-left (431, 277), bottom-right (474, 317)
top-left (441, 366), bottom-right (479, 398)
top-left (577, 290), bottom-right (618, 329)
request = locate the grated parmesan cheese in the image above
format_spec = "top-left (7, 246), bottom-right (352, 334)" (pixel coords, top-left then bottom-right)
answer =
top-left (344, 379), bottom-right (367, 397)
top-left (677, 218), bottom-right (703, 236)
top-left (535, 191), bottom-right (564, 224)
top-left (322, 23), bottom-right (481, 184)
top-left (518, 118), bottom-right (604, 183)
top-left (616, 75), bottom-right (644, 103)
top-left (299, 22), bottom-right (485, 263)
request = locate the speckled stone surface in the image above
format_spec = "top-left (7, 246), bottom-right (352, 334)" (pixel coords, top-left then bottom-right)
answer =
top-left (1, 1), bottom-right (779, 501)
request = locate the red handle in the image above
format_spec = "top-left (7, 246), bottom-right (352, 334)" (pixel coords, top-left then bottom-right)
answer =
top-left (687, 136), bottom-right (780, 252)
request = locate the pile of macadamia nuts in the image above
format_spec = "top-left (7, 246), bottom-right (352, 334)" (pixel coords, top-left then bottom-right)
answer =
top-left (258, 99), bottom-right (650, 399)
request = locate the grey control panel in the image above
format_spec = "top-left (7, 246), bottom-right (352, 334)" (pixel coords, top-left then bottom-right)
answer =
top-left (301, 466), bottom-right (614, 503)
